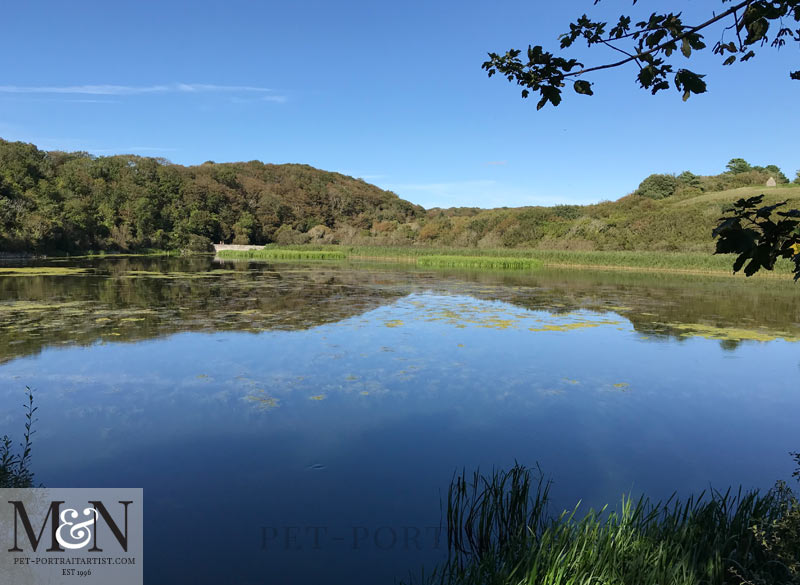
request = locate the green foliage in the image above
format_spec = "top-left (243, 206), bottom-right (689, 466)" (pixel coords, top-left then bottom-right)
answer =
top-left (0, 387), bottom-right (36, 488)
top-left (0, 139), bottom-right (422, 253)
top-left (412, 464), bottom-right (800, 585)
top-left (636, 173), bottom-right (680, 199)
top-left (483, 2), bottom-right (800, 107)
top-left (726, 157), bottom-right (754, 174)
top-left (763, 164), bottom-right (790, 183)
top-left (713, 194), bottom-right (800, 279)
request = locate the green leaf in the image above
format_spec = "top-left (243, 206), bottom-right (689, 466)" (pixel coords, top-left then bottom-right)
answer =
top-left (573, 80), bottom-right (593, 95)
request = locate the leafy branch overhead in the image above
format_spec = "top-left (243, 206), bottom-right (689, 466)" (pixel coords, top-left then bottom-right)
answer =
top-left (713, 195), bottom-right (800, 280)
top-left (483, 0), bottom-right (800, 109)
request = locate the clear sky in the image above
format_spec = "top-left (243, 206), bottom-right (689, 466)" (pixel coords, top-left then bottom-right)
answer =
top-left (1, 1), bottom-right (797, 209)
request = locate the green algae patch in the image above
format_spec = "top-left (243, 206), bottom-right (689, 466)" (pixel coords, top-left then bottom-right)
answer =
top-left (246, 390), bottom-right (280, 410)
top-left (528, 319), bottom-right (619, 333)
top-left (384, 320), bottom-right (404, 328)
top-left (667, 322), bottom-right (800, 343)
top-left (613, 383), bottom-right (630, 389)
top-left (0, 301), bottom-right (89, 312)
top-left (0, 267), bottom-right (91, 277)
top-left (310, 394), bottom-right (326, 401)
top-left (122, 269), bottom-right (239, 279)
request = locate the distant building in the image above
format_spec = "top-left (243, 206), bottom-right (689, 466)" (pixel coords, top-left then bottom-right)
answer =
top-left (766, 177), bottom-right (777, 187)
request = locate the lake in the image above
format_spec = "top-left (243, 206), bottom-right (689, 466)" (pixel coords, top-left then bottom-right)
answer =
top-left (1, 256), bottom-right (799, 584)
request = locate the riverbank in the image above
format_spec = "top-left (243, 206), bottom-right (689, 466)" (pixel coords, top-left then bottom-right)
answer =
top-left (216, 245), bottom-right (796, 278)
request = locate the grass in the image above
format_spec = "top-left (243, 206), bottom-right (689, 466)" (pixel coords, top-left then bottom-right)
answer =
top-left (0, 387), bottom-right (36, 488)
top-left (416, 255), bottom-right (542, 270)
top-left (216, 244), bottom-right (796, 276)
top-left (411, 464), bottom-right (800, 585)
top-left (216, 248), bottom-right (347, 261)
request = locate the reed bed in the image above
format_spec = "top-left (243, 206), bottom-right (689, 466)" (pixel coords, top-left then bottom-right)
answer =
top-left (416, 255), bottom-right (542, 270)
top-left (237, 244), bottom-right (796, 275)
top-left (216, 249), bottom-right (347, 260)
top-left (411, 464), bottom-right (800, 585)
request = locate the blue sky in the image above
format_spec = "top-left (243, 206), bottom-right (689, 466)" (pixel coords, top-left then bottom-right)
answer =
top-left (1, 0), bottom-right (797, 209)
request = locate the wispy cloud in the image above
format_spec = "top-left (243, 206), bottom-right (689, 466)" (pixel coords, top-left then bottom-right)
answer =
top-left (484, 160), bottom-right (508, 166)
top-left (0, 83), bottom-right (286, 101)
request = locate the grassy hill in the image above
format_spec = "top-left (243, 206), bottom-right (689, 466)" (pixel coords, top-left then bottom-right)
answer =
top-left (1, 137), bottom-right (797, 254)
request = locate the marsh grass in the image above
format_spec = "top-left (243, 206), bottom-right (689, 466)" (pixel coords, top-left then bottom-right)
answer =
top-left (216, 249), bottom-right (347, 261)
top-left (0, 387), bottom-right (36, 488)
top-left (227, 245), bottom-right (796, 276)
top-left (417, 256), bottom-right (542, 270)
top-left (413, 464), bottom-right (800, 585)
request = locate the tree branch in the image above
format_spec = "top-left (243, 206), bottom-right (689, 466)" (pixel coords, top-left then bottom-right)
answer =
top-left (562, 0), bottom-right (754, 80)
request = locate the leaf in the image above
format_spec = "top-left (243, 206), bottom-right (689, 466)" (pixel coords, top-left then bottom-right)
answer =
top-left (674, 69), bottom-right (707, 101)
top-left (681, 38), bottom-right (692, 58)
top-left (723, 56), bottom-right (736, 66)
top-left (573, 80), bottom-right (593, 95)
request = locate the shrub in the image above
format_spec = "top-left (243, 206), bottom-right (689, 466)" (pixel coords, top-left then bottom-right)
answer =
top-left (635, 174), bottom-right (680, 199)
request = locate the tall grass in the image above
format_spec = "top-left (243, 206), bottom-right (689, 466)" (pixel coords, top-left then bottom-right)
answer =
top-left (0, 387), bottom-right (36, 488)
top-left (417, 256), bottom-right (542, 270)
top-left (234, 244), bottom-right (795, 275)
top-left (217, 249), bottom-right (347, 261)
top-left (413, 464), bottom-right (800, 585)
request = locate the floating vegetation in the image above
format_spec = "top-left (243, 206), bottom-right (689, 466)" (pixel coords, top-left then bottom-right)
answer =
top-left (0, 301), bottom-right (89, 313)
top-left (310, 394), bottom-right (326, 401)
top-left (245, 390), bottom-right (279, 410)
top-left (416, 255), bottom-right (542, 270)
top-left (122, 269), bottom-right (239, 279)
top-left (667, 322), bottom-right (800, 343)
top-left (529, 322), bottom-right (604, 332)
top-left (217, 249), bottom-right (347, 261)
top-left (612, 382), bottom-right (630, 389)
top-left (384, 320), bottom-right (404, 328)
top-left (0, 267), bottom-right (91, 277)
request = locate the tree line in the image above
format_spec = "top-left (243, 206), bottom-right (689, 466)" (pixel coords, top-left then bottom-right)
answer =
top-left (0, 139), bottom-right (422, 253)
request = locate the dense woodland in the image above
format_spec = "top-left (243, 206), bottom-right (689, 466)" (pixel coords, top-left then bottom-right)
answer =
top-left (0, 139), bottom-right (422, 253)
top-left (1, 138), bottom-right (798, 253)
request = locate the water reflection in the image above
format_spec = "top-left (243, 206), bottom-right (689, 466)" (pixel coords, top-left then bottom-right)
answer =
top-left (1, 257), bottom-right (800, 364)
top-left (1, 258), bottom-right (799, 585)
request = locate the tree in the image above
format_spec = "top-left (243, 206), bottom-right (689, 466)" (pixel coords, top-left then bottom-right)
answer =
top-left (763, 164), bottom-right (790, 183)
top-left (726, 158), bottom-right (753, 174)
top-left (482, 1), bottom-right (800, 109)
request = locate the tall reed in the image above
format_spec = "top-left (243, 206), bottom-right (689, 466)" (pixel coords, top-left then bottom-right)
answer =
top-left (415, 464), bottom-right (800, 585)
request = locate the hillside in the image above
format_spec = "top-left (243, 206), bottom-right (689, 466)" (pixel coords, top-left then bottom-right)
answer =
top-left (1, 138), bottom-right (798, 253)
top-left (0, 139), bottom-right (422, 253)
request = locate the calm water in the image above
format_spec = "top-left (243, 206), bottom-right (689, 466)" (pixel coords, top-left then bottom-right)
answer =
top-left (1, 257), bottom-right (799, 584)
